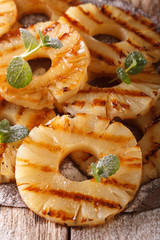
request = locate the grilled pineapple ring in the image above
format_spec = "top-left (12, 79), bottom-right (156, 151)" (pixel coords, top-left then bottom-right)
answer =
top-left (58, 82), bottom-right (153, 120)
top-left (0, 21), bottom-right (90, 109)
top-left (16, 114), bottom-right (142, 226)
top-left (0, 96), bottom-right (56, 184)
top-left (15, 0), bottom-right (79, 22)
top-left (59, 3), bottom-right (160, 75)
top-left (0, 0), bottom-right (17, 37)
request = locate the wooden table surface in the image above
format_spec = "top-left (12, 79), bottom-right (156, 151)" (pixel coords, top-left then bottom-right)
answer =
top-left (0, 206), bottom-right (160, 240)
top-left (0, 0), bottom-right (159, 239)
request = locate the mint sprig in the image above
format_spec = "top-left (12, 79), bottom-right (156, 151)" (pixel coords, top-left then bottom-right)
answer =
top-left (0, 119), bottom-right (29, 143)
top-left (111, 51), bottom-right (147, 85)
top-left (91, 154), bottom-right (120, 183)
top-left (6, 29), bottom-right (63, 89)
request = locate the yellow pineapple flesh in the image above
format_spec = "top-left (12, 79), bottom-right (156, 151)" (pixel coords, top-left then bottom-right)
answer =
top-left (0, 0), bottom-right (17, 37)
top-left (0, 96), bottom-right (56, 183)
top-left (15, 0), bottom-right (80, 22)
top-left (58, 82), bottom-right (153, 120)
top-left (16, 114), bottom-right (142, 226)
top-left (59, 3), bottom-right (160, 75)
top-left (0, 21), bottom-right (90, 109)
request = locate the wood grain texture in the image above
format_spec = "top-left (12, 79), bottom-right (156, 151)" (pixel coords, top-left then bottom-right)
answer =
top-left (0, 206), bottom-right (68, 240)
top-left (71, 208), bottom-right (160, 240)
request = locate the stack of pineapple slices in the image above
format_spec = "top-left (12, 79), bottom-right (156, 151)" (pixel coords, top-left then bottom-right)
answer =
top-left (16, 114), bottom-right (142, 226)
top-left (0, 0), bottom-right (159, 226)
top-left (0, 96), bottom-right (56, 183)
top-left (59, 3), bottom-right (160, 75)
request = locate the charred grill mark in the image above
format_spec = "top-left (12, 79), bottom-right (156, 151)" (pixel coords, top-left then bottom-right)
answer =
top-left (42, 22), bottom-right (60, 35)
top-left (90, 49), bottom-right (115, 66)
top-left (59, 28), bottom-right (74, 41)
top-left (127, 39), bottom-right (148, 50)
top-left (42, 208), bottom-right (75, 221)
top-left (101, 6), bottom-right (160, 47)
top-left (24, 186), bottom-right (122, 209)
top-left (17, 157), bottom-right (56, 172)
top-left (24, 137), bottom-right (62, 152)
top-left (71, 100), bottom-right (85, 108)
top-left (127, 163), bottom-right (142, 168)
top-left (100, 178), bottom-right (137, 190)
top-left (78, 6), bottom-right (103, 24)
top-left (63, 13), bottom-right (89, 34)
top-left (145, 143), bottom-right (160, 161)
top-left (79, 86), bottom-right (148, 97)
top-left (111, 99), bottom-right (130, 110)
top-left (92, 99), bottom-right (106, 106)
top-left (50, 121), bottom-right (132, 143)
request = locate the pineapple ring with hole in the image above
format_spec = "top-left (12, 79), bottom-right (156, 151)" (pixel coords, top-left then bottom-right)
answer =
top-left (0, 96), bottom-right (56, 184)
top-left (16, 114), bottom-right (142, 226)
top-left (15, 0), bottom-right (80, 24)
top-left (57, 82), bottom-right (153, 120)
top-left (59, 3), bottom-right (160, 75)
top-left (0, 21), bottom-right (90, 109)
top-left (0, 0), bottom-right (17, 37)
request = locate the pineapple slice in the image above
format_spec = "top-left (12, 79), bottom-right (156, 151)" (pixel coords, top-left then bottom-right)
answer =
top-left (0, 0), bottom-right (17, 37)
top-left (16, 114), bottom-right (142, 226)
top-left (0, 21), bottom-right (90, 109)
top-left (58, 82), bottom-right (153, 120)
top-left (139, 120), bottom-right (160, 184)
top-left (15, 0), bottom-right (80, 22)
top-left (59, 3), bottom-right (160, 75)
top-left (0, 96), bottom-right (56, 183)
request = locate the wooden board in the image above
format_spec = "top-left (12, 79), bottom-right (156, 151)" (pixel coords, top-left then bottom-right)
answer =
top-left (0, 206), bottom-right (160, 239)
top-left (0, 206), bottom-right (68, 240)
top-left (71, 208), bottom-right (160, 240)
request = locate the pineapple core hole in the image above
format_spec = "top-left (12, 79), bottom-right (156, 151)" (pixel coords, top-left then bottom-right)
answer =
top-left (19, 14), bottom-right (49, 27)
top-left (28, 58), bottom-right (51, 76)
top-left (60, 151), bottom-right (97, 182)
top-left (94, 34), bottom-right (121, 44)
top-left (89, 77), bottom-right (120, 88)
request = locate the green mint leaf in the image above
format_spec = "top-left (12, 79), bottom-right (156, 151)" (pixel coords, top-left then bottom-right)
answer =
top-left (97, 155), bottom-right (120, 179)
top-left (0, 119), bottom-right (10, 143)
top-left (116, 67), bottom-right (131, 84)
top-left (6, 57), bottom-right (32, 88)
top-left (43, 35), bottom-right (50, 43)
top-left (38, 30), bottom-right (44, 43)
top-left (20, 28), bottom-right (39, 52)
top-left (0, 119), bottom-right (10, 132)
top-left (6, 125), bottom-right (29, 143)
top-left (0, 124), bottom-right (29, 143)
top-left (124, 51), bottom-right (147, 75)
top-left (43, 37), bottom-right (63, 49)
top-left (91, 163), bottom-right (100, 183)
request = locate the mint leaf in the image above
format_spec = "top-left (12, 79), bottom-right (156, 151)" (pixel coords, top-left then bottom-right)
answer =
top-left (0, 119), bottom-right (29, 143)
top-left (125, 51), bottom-right (147, 75)
top-left (91, 163), bottom-right (100, 183)
top-left (97, 155), bottom-right (120, 179)
top-left (6, 57), bottom-right (32, 88)
top-left (0, 119), bottom-right (10, 132)
top-left (38, 30), bottom-right (44, 43)
top-left (20, 28), bottom-right (39, 52)
top-left (6, 125), bottom-right (29, 143)
top-left (91, 155), bottom-right (120, 182)
top-left (43, 37), bottom-right (63, 49)
top-left (116, 67), bottom-right (131, 84)
top-left (0, 119), bottom-right (10, 143)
